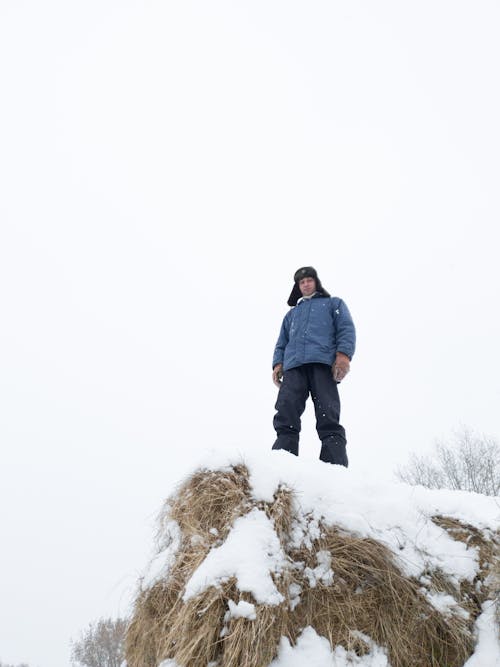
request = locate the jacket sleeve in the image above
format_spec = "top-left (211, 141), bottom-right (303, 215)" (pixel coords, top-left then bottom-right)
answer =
top-left (272, 312), bottom-right (291, 368)
top-left (334, 299), bottom-right (356, 360)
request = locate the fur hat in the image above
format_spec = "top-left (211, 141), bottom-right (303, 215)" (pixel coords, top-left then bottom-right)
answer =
top-left (287, 266), bottom-right (331, 306)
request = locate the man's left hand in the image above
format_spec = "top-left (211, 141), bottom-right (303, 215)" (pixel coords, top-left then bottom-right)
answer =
top-left (333, 352), bottom-right (350, 382)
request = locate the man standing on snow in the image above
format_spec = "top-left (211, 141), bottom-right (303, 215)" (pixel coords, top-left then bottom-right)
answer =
top-left (272, 266), bottom-right (356, 467)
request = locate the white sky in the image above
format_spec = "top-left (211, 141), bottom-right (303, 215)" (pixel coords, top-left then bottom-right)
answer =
top-left (0, 2), bottom-right (499, 666)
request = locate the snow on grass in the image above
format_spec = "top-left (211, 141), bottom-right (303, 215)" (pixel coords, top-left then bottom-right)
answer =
top-left (142, 518), bottom-right (181, 589)
top-left (147, 446), bottom-right (499, 667)
top-left (225, 598), bottom-right (257, 620)
top-left (463, 601), bottom-right (500, 666)
top-left (269, 627), bottom-right (390, 666)
top-left (183, 507), bottom-right (286, 605)
top-left (191, 447), bottom-right (498, 587)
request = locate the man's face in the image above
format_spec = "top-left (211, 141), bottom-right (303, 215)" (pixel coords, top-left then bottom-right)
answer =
top-left (298, 276), bottom-right (316, 297)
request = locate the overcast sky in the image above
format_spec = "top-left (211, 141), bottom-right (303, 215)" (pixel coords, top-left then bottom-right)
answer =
top-left (1, 2), bottom-right (499, 666)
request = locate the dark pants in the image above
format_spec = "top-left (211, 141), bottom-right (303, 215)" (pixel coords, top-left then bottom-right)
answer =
top-left (272, 363), bottom-right (348, 467)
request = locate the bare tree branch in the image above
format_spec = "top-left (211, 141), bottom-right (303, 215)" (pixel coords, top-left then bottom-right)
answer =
top-left (71, 617), bottom-right (128, 667)
top-left (395, 427), bottom-right (500, 496)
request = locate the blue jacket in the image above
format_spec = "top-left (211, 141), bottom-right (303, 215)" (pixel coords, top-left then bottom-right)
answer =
top-left (272, 295), bottom-right (356, 371)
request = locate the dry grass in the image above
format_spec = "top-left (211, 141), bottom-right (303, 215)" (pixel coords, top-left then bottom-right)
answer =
top-left (167, 465), bottom-right (252, 540)
top-left (126, 465), bottom-right (499, 667)
top-left (432, 516), bottom-right (500, 612)
top-left (290, 529), bottom-right (472, 667)
top-left (220, 599), bottom-right (288, 667)
top-left (429, 516), bottom-right (500, 652)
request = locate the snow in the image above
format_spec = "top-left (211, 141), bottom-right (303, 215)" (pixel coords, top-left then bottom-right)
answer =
top-left (269, 627), bottom-right (390, 666)
top-left (225, 598), bottom-right (257, 620)
top-left (423, 591), bottom-right (470, 620)
top-left (190, 447), bottom-right (498, 588)
top-left (148, 448), bottom-right (500, 666)
top-left (142, 518), bottom-right (181, 589)
top-left (183, 507), bottom-right (286, 605)
top-left (303, 550), bottom-right (334, 587)
top-left (463, 602), bottom-right (500, 667)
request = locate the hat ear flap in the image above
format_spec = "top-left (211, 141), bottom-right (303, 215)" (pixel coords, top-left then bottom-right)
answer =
top-left (287, 283), bottom-right (302, 306)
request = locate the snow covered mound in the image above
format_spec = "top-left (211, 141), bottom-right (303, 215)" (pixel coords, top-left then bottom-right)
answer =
top-left (126, 450), bottom-right (500, 667)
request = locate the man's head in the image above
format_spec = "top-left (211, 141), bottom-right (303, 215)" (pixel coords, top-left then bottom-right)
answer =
top-left (287, 266), bottom-right (330, 306)
top-left (294, 266), bottom-right (318, 297)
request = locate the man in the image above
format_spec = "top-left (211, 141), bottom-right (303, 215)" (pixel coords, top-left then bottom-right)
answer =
top-left (272, 266), bottom-right (356, 466)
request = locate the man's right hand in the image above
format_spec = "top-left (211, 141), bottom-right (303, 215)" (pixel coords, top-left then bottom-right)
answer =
top-left (272, 363), bottom-right (283, 388)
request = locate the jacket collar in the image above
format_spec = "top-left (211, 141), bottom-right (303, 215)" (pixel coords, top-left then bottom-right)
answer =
top-left (297, 291), bottom-right (318, 304)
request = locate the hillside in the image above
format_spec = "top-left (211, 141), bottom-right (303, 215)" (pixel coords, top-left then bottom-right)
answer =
top-left (126, 450), bottom-right (499, 667)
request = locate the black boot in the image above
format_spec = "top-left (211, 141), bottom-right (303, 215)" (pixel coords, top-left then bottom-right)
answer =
top-left (272, 434), bottom-right (299, 456)
top-left (320, 435), bottom-right (348, 467)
